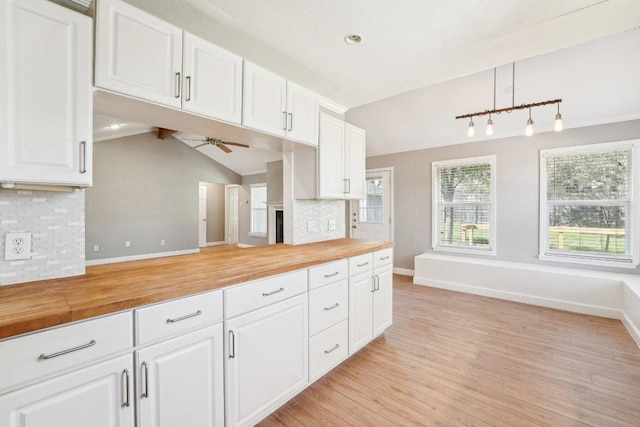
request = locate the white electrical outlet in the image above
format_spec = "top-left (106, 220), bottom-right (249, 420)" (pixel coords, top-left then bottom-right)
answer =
top-left (93, 245), bottom-right (99, 252)
top-left (160, 240), bottom-right (165, 246)
top-left (328, 219), bottom-right (337, 231)
top-left (4, 232), bottom-right (32, 261)
top-left (125, 241), bottom-right (131, 247)
top-left (307, 220), bottom-right (317, 232)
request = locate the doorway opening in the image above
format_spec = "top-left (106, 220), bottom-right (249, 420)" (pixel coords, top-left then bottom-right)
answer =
top-left (349, 168), bottom-right (394, 242)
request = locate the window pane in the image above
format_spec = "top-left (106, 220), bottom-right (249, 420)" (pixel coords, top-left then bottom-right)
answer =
top-left (251, 185), bottom-right (267, 235)
top-left (547, 205), bottom-right (627, 256)
top-left (360, 178), bottom-right (384, 224)
top-left (438, 163), bottom-right (491, 204)
top-left (438, 205), bottom-right (491, 248)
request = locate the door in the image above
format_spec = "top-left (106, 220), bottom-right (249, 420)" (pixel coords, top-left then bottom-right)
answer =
top-left (225, 185), bottom-right (239, 245)
top-left (318, 113), bottom-right (346, 199)
top-left (351, 169), bottom-right (393, 241)
top-left (373, 264), bottom-right (393, 336)
top-left (136, 324), bottom-right (224, 427)
top-left (344, 124), bottom-right (366, 200)
top-left (182, 32), bottom-right (243, 124)
top-left (285, 81), bottom-right (318, 145)
top-left (225, 294), bottom-right (308, 427)
top-left (0, 0), bottom-right (92, 186)
top-left (242, 61), bottom-right (287, 137)
top-left (0, 355), bottom-right (134, 427)
top-left (199, 184), bottom-right (207, 247)
top-left (348, 271), bottom-right (374, 354)
top-left (95, 0), bottom-right (183, 108)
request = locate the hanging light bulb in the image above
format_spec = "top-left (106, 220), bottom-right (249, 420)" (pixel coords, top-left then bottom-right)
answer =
top-left (467, 118), bottom-right (475, 137)
top-left (525, 108), bottom-right (534, 137)
top-left (486, 115), bottom-right (494, 136)
top-left (554, 103), bottom-right (563, 132)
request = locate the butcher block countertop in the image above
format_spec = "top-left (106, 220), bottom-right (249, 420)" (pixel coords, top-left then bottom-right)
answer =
top-left (0, 239), bottom-right (393, 340)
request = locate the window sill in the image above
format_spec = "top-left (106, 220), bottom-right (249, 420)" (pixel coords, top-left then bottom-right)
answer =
top-left (249, 232), bottom-right (267, 238)
top-left (432, 246), bottom-right (496, 256)
top-left (538, 253), bottom-right (638, 269)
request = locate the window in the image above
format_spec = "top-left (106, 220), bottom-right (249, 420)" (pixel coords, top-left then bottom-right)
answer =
top-left (540, 140), bottom-right (638, 268)
top-left (359, 178), bottom-right (384, 223)
top-left (250, 183), bottom-right (267, 237)
top-left (432, 156), bottom-right (496, 255)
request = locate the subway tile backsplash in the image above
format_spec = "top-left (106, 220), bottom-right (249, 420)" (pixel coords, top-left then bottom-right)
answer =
top-left (0, 189), bottom-right (85, 286)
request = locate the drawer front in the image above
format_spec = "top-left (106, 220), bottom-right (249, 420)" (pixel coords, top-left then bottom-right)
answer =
top-left (374, 248), bottom-right (394, 268)
top-left (349, 252), bottom-right (373, 277)
top-left (308, 259), bottom-right (348, 290)
top-left (225, 269), bottom-right (308, 319)
top-left (309, 279), bottom-right (348, 336)
top-left (135, 290), bottom-right (222, 346)
top-left (309, 319), bottom-right (348, 383)
top-left (0, 311), bottom-right (133, 393)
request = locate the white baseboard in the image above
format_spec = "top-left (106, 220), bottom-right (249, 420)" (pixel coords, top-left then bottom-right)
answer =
top-left (85, 249), bottom-right (200, 266)
top-left (206, 241), bottom-right (227, 247)
top-left (237, 243), bottom-right (255, 248)
top-left (393, 267), bottom-right (414, 276)
top-left (622, 311), bottom-right (640, 349)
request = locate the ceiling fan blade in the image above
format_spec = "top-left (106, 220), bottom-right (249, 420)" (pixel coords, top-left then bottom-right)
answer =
top-left (191, 142), bottom-right (210, 149)
top-left (223, 142), bottom-right (250, 148)
top-left (182, 138), bottom-right (206, 142)
top-left (218, 144), bottom-right (232, 153)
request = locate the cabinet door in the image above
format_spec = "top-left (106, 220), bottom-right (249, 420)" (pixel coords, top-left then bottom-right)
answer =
top-left (285, 81), bottom-right (318, 145)
top-left (318, 113), bottom-right (346, 199)
top-left (137, 324), bottom-right (224, 427)
top-left (225, 294), bottom-right (308, 427)
top-left (348, 271), bottom-right (374, 354)
top-left (182, 32), bottom-right (242, 124)
top-left (0, 0), bottom-right (92, 186)
top-left (344, 123), bottom-right (366, 200)
top-left (95, 0), bottom-right (183, 108)
top-left (0, 354), bottom-right (134, 427)
top-left (373, 264), bottom-right (394, 336)
top-left (242, 61), bottom-right (287, 137)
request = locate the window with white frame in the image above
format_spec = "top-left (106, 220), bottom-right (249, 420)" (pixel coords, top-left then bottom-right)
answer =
top-left (250, 183), bottom-right (267, 237)
top-left (432, 156), bottom-right (496, 254)
top-left (540, 140), bottom-right (638, 267)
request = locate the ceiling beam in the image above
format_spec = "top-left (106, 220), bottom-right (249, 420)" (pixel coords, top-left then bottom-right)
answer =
top-left (157, 127), bottom-right (177, 140)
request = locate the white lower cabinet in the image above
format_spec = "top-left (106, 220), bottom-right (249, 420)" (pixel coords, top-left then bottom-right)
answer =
top-left (0, 354), bottom-right (134, 427)
top-left (135, 324), bottom-right (224, 427)
top-left (225, 293), bottom-right (308, 427)
top-left (309, 319), bottom-right (348, 383)
top-left (373, 263), bottom-right (394, 336)
top-left (349, 271), bottom-right (375, 354)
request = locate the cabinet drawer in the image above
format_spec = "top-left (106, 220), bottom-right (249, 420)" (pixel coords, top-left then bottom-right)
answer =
top-left (0, 311), bottom-right (132, 393)
top-left (309, 319), bottom-right (348, 383)
top-left (349, 252), bottom-right (373, 277)
top-left (135, 290), bottom-right (222, 346)
top-left (374, 248), bottom-right (394, 268)
top-left (309, 279), bottom-right (348, 336)
top-left (225, 269), bottom-right (307, 319)
top-left (308, 259), bottom-right (348, 290)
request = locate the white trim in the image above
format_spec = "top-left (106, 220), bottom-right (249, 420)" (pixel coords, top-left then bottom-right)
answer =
top-left (248, 232), bottom-right (267, 238)
top-left (622, 311), bottom-right (640, 349)
top-left (236, 243), bottom-right (255, 248)
top-left (206, 241), bottom-right (227, 246)
top-left (86, 249), bottom-right (200, 266)
top-left (393, 267), bottom-right (414, 276)
top-left (93, 128), bottom-right (155, 142)
top-left (241, 169), bottom-right (267, 176)
top-left (318, 97), bottom-right (348, 116)
top-left (538, 253), bottom-right (637, 269)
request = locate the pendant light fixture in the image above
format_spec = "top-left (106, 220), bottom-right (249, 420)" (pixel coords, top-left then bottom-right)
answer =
top-left (456, 62), bottom-right (563, 137)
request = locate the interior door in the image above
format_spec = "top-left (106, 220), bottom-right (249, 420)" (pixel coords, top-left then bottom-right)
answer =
top-left (225, 185), bottom-right (239, 245)
top-left (351, 169), bottom-right (392, 241)
top-left (199, 184), bottom-right (207, 247)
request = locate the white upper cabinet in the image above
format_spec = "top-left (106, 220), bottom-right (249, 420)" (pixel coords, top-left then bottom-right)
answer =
top-left (182, 32), bottom-right (243, 124)
top-left (243, 61), bottom-right (319, 145)
top-left (95, 0), bottom-right (183, 108)
top-left (0, 0), bottom-right (92, 186)
top-left (344, 123), bottom-right (366, 199)
top-left (318, 113), bottom-right (346, 199)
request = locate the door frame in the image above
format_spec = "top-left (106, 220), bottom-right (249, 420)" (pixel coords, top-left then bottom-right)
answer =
top-left (349, 167), bottom-right (394, 242)
top-left (225, 184), bottom-right (239, 245)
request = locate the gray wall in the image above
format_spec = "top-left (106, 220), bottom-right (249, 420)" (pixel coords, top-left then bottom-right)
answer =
top-left (204, 182), bottom-right (225, 243)
top-left (238, 172), bottom-right (268, 246)
top-left (366, 119), bottom-right (640, 274)
top-left (86, 132), bottom-right (241, 260)
top-left (266, 160), bottom-right (283, 203)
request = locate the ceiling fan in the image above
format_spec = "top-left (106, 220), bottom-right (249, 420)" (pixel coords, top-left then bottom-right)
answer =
top-left (183, 136), bottom-right (250, 153)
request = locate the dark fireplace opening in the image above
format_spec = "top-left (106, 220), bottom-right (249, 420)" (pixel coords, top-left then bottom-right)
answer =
top-left (275, 210), bottom-right (284, 243)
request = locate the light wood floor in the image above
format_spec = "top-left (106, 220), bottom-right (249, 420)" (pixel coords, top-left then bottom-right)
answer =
top-left (259, 274), bottom-right (640, 427)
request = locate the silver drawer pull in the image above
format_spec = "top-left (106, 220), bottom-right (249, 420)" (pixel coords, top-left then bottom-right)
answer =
top-left (121, 369), bottom-right (130, 408)
top-left (141, 361), bottom-right (149, 399)
top-left (39, 339), bottom-right (96, 360)
top-left (262, 287), bottom-right (284, 297)
top-left (324, 344), bottom-right (340, 354)
top-left (166, 310), bottom-right (202, 323)
top-left (357, 262), bottom-right (369, 267)
top-left (379, 256), bottom-right (390, 260)
top-left (323, 271), bottom-right (339, 278)
top-left (324, 303), bottom-right (340, 311)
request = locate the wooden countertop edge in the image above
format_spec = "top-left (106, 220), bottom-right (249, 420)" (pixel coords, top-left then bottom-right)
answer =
top-left (0, 240), bottom-right (394, 340)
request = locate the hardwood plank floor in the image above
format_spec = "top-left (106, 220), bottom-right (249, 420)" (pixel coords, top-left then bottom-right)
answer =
top-left (259, 274), bottom-right (640, 427)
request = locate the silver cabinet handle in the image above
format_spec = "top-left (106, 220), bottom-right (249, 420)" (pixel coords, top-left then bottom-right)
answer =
top-left (121, 369), bottom-right (130, 408)
top-left (324, 344), bottom-right (340, 354)
top-left (323, 271), bottom-right (339, 278)
top-left (229, 330), bottom-right (235, 359)
top-left (39, 339), bottom-right (96, 360)
top-left (324, 302), bottom-right (340, 311)
top-left (375, 275), bottom-right (380, 291)
top-left (282, 111), bottom-right (287, 130)
top-left (141, 362), bottom-right (149, 398)
top-left (288, 112), bottom-right (293, 131)
top-left (346, 179), bottom-right (351, 193)
top-left (166, 310), bottom-right (202, 323)
top-left (79, 141), bottom-right (87, 174)
top-left (371, 276), bottom-right (376, 293)
top-left (379, 256), bottom-right (390, 260)
top-left (185, 76), bottom-right (191, 101)
top-left (357, 262), bottom-right (369, 267)
top-left (262, 287), bottom-right (284, 297)
top-left (175, 72), bottom-right (181, 98)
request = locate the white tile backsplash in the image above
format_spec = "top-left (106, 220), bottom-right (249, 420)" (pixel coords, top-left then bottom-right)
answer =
top-left (0, 189), bottom-right (85, 285)
top-left (292, 199), bottom-right (346, 245)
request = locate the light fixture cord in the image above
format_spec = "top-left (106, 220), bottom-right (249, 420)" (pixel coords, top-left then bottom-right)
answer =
top-left (493, 68), bottom-right (496, 111)
top-left (511, 62), bottom-right (515, 108)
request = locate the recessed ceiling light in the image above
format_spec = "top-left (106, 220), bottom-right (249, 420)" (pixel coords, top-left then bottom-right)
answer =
top-left (344, 34), bottom-right (362, 45)
top-left (108, 123), bottom-right (121, 129)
